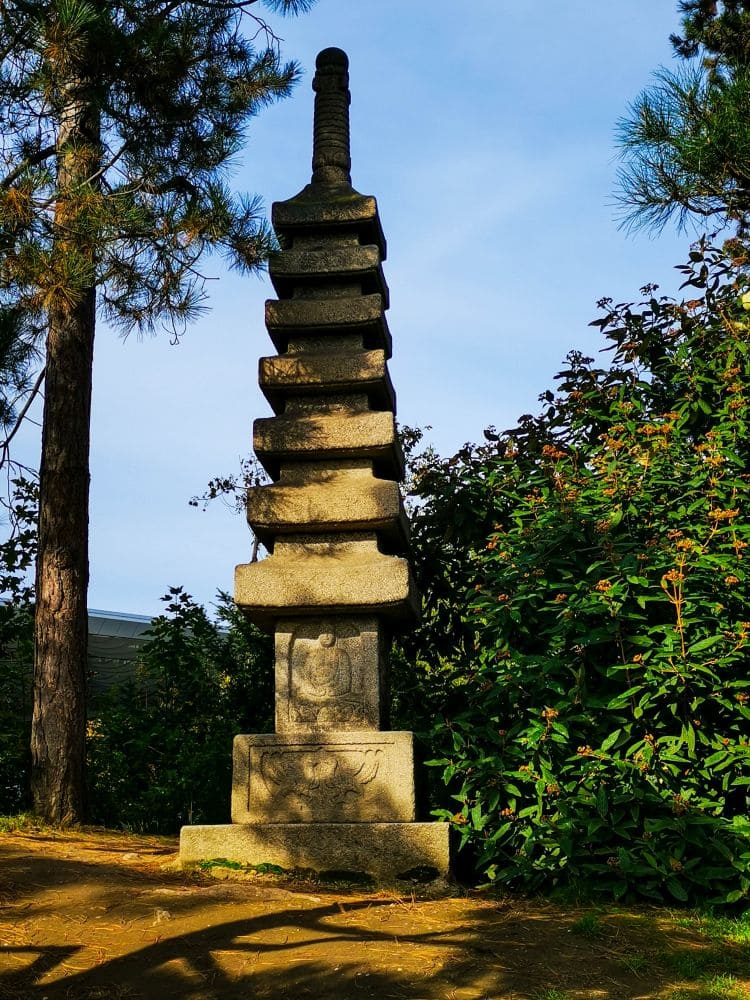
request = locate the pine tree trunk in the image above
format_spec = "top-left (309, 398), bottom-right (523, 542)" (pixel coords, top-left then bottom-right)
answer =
top-left (30, 75), bottom-right (100, 825)
top-left (31, 294), bottom-right (95, 824)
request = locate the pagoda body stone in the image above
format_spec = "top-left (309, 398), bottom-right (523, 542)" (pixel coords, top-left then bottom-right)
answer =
top-left (179, 48), bottom-right (449, 880)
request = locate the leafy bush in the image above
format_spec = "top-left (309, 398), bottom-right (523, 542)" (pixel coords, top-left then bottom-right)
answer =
top-left (87, 587), bottom-right (272, 833)
top-left (0, 478), bottom-right (36, 814)
top-left (409, 239), bottom-right (750, 904)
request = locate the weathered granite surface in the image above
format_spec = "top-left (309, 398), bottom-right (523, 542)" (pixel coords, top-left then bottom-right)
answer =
top-left (252, 409), bottom-right (404, 480)
top-left (231, 731), bottom-right (417, 823)
top-left (273, 616), bottom-right (386, 732)
top-left (235, 535), bottom-right (419, 627)
top-left (259, 349), bottom-right (395, 410)
top-left (181, 822), bottom-right (449, 880)
top-left (246, 464), bottom-right (407, 547)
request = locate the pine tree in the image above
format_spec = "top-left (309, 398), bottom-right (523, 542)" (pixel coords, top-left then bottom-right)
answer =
top-left (616, 1), bottom-right (750, 233)
top-left (670, 0), bottom-right (750, 70)
top-left (0, 0), bottom-right (313, 824)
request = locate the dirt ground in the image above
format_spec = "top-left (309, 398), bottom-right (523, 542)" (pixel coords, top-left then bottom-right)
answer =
top-left (0, 828), bottom-right (747, 1000)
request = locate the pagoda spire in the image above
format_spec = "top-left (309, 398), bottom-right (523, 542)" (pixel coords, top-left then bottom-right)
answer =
top-left (311, 46), bottom-right (352, 186)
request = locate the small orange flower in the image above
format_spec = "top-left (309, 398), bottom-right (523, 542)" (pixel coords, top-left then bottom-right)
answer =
top-left (710, 509), bottom-right (739, 521)
top-left (675, 538), bottom-right (696, 551)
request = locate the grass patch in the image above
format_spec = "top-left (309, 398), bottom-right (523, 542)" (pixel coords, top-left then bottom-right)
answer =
top-left (569, 911), bottom-right (604, 938)
top-left (663, 948), bottom-right (717, 981)
top-left (664, 973), bottom-right (747, 1000)
top-left (696, 911), bottom-right (750, 948)
top-left (619, 951), bottom-right (649, 975)
top-left (198, 858), bottom-right (287, 876)
top-left (0, 813), bottom-right (48, 833)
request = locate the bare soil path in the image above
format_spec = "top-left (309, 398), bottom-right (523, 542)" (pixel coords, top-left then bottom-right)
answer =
top-left (0, 829), bottom-right (747, 999)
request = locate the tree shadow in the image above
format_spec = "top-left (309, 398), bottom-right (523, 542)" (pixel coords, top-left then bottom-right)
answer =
top-left (2, 837), bottom-right (748, 1000)
top-left (0, 896), bottom-right (542, 999)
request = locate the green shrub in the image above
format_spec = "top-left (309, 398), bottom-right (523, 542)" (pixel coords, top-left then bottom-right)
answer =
top-left (0, 477), bottom-right (36, 814)
top-left (411, 239), bottom-right (750, 904)
top-left (87, 587), bottom-right (272, 833)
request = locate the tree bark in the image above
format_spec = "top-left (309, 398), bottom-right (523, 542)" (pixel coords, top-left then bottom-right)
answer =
top-left (30, 74), bottom-right (100, 825)
top-left (31, 292), bottom-right (95, 824)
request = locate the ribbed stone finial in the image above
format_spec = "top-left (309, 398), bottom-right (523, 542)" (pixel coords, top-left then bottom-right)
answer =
top-left (311, 47), bottom-right (352, 185)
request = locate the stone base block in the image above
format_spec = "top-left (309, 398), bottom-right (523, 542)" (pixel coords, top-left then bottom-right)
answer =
top-left (179, 821), bottom-right (449, 880)
top-left (232, 731), bottom-right (416, 823)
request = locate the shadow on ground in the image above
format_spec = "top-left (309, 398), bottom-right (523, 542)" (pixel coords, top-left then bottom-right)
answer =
top-left (0, 830), bottom-right (747, 1000)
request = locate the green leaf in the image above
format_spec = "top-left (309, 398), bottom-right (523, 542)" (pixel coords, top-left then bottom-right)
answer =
top-left (596, 785), bottom-right (608, 817)
top-left (600, 729), bottom-right (622, 753)
top-left (666, 877), bottom-right (689, 902)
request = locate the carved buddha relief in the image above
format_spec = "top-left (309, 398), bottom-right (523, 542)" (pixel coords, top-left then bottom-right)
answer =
top-left (288, 623), bottom-right (365, 727)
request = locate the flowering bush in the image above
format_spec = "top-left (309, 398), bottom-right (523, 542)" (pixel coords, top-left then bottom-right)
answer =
top-left (411, 240), bottom-right (750, 903)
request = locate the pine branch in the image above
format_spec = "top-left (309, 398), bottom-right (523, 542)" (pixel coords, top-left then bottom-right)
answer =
top-left (0, 365), bottom-right (45, 472)
top-left (1, 145), bottom-right (57, 189)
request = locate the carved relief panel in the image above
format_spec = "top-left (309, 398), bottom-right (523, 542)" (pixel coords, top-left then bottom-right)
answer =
top-left (231, 731), bottom-right (416, 824)
top-left (275, 616), bottom-right (384, 732)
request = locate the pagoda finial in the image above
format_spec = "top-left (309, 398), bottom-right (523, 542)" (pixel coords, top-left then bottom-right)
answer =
top-left (311, 47), bottom-right (351, 185)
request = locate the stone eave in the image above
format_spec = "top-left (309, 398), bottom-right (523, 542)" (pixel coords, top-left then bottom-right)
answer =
top-left (272, 183), bottom-right (387, 258)
top-left (265, 295), bottom-right (392, 357)
top-left (247, 475), bottom-right (409, 551)
top-left (268, 245), bottom-right (389, 306)
top-left (258, 349), bottom-right (396, 413)
top-left (253, 410), bottom-right (404, 481)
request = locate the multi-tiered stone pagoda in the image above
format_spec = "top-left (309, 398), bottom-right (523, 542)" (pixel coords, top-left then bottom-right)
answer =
top-left (180, 48), bottom-right (449, 880)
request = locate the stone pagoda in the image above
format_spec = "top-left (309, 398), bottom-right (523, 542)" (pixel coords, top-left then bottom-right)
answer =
top-left (180, 48), bottom-right (449, 880)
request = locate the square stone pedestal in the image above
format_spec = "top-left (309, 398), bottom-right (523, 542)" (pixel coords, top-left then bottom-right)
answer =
top-left (180, 821), bottom-right (449, 880)
top-left (179, 729), bottom-right (450, 880)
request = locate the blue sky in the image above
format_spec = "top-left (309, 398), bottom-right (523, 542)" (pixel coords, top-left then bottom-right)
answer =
top-left (16, 0), bottom-right (696, 617)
